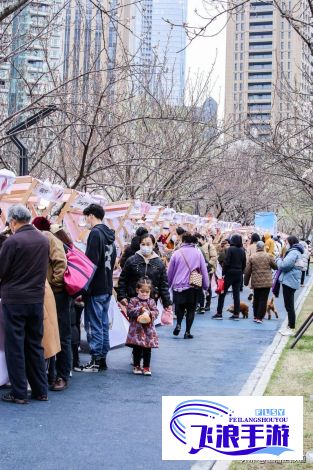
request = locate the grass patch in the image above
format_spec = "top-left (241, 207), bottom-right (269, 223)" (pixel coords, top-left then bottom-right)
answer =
top-left (229, 287), bottom-right (313, 470)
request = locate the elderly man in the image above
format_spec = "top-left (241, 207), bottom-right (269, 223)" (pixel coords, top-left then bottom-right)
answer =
top-left (32, 216), bottom-right (69, 392)
top-left (0, 204), bottom-right (49, 404)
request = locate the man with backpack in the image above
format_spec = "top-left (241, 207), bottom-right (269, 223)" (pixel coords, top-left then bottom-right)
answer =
top-left (80, 204), bottom-right (117, 372)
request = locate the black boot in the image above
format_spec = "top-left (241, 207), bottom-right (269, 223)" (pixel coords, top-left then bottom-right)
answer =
top-left (173, 325), bottom-right (181, 336)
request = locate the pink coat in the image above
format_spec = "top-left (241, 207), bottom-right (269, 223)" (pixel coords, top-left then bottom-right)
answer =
top-left (126, 297), bottom-right (159, 349)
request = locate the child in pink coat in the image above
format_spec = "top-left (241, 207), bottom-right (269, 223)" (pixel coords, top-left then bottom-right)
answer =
top-left (126, 278), bottom-right (159, 376)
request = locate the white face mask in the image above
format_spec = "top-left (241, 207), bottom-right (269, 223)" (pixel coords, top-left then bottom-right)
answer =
top-left (172, 235), bottom-right (177, 243)
top-left (140, 245), bottom-right (153, 256)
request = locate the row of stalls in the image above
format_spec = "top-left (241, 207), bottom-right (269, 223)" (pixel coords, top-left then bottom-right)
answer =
top-left (0, 171), bottom-right (245, 348)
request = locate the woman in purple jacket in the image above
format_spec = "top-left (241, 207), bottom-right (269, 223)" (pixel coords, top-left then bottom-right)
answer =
top-left (167, 232), bottom-right (209, 339)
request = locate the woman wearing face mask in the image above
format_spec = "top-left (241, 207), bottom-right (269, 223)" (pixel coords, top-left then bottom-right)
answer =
top-left (117, 234), bottom-right (172, 310)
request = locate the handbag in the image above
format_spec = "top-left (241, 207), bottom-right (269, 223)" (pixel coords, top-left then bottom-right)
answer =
top-left (272, 269), bottom-right (281, 298)
top-left (215, 278), bottom-right (225, 295)
top-left (63, 245), bottom-right (97, 297)
top-left (180, 251), bottom-right (203, 288)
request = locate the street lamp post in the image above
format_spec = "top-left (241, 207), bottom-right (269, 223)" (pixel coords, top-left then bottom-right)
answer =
top-left (6, 105), bottom-right (57, 176)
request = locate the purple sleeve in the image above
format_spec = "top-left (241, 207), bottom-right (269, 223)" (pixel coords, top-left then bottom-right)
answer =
top-left (200, 252), bottom-right (209, 290)
top-left (167, 253), bottom-right (177, 287)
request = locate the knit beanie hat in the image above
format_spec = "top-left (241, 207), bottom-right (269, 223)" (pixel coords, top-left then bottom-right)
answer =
top-left (32, 216), bottom-right (51, 231)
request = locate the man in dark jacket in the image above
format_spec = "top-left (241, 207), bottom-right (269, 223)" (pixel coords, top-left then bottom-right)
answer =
top-left (80, 204), bottom-right (116, 372)
top-left (212, 234), bottom-right (246, 321)
top-left (0, 204), bottom-right (49, 404)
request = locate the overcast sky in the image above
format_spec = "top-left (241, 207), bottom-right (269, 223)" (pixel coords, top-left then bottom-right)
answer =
top-left (185, 0), bottom-right (226, 115)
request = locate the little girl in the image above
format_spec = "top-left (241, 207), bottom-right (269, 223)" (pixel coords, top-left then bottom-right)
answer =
top-left (126, 278), bottom-right (159, 376)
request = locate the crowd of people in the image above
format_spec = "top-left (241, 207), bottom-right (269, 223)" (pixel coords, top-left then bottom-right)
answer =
top-left (0, 202), bottom-right (311, 404)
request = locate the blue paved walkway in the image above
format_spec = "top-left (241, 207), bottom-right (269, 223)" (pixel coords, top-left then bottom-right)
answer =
top-left (0, 275), bottom-right (311, 470)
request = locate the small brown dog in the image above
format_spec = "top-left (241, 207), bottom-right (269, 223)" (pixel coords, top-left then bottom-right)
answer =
top-left (227, 302), bottom-right (249, 319)
top-left (248, 294), bottom-right (279, 320)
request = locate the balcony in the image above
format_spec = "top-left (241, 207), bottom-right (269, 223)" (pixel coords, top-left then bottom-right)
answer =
top-left (249, 22), bottom-right (273, 30)
top-left (249, 32), bottom-right (273, 40)
top-left (248, 72), bottom-right (272, 79)
top-left (248, 82), bottom-right (272, 90)
top-left (249, 41), bottom-right (272, 49)
top-left (249, 62), bottom-right (272, 70)
top-left (249, 52), bottom-right (272, 59)
top-left (247, 113), bottom-right (271, 121)
top-left (250, 12), bottom-right (273, 19)
top-left (248, 102), bottom-right (272, 111)
top-left (250, 2), bottom-right (273, 11)
top-left (248, 92), bottom-right (272, 100)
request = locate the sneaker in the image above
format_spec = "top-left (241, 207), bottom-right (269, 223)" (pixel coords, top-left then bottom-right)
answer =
top-left (143, 367), bottom-right (152, 376)
top-left (98, 358), bottom-right (108, 372)
top-left (80, 358), bottom-right (100, 373)
top-left (253, 318), bottom-right (258, 323)
top-left (256, 319), bottom-right (263, 324)
top-left (73, 365), bottom-right (83, 372)
top-left (133, 366), bottom-right (143, 375)
top-left (280, 327), bottom-right (294, 336)
top-left (198, 308), bottom-right (205, 314)
top-left (229, 315), bottom-right (240, 321)
top-left (212, 313), bottom-right (223, 320)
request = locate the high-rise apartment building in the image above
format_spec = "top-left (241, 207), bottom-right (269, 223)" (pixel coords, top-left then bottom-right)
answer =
top-left (224, 0), bottom-right (312, 140)
top-left (133, 0), bottom-right (187, 104)
top-left (0, 0), bottom-right (64, 115)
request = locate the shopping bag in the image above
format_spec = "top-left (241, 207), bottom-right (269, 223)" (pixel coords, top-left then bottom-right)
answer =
top-left (161, 306), bottom-right (173, 325)
top-left (215, 278), bottom-right (225, 295)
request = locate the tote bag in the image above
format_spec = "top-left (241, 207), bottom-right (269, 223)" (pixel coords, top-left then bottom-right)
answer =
top-left (272, 269), bottom-right (281, 298)
top-left (63, 245), bottom-right (97, 297)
